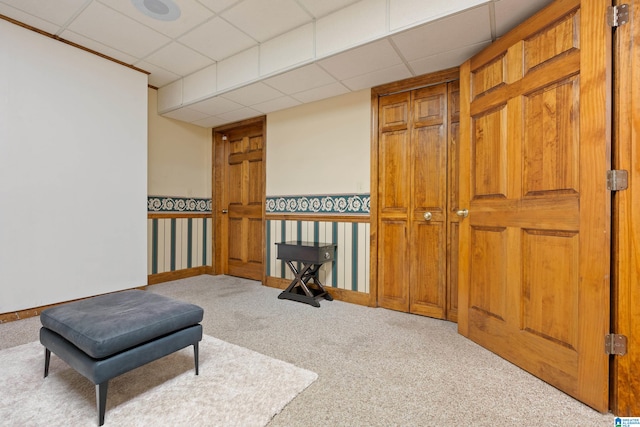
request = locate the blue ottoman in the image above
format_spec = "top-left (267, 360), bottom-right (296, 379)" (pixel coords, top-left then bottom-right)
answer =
top-left (39, 290), bottom-right (204, 426)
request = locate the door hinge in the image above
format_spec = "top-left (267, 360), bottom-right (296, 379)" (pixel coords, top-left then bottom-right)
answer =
top-left (605, 334), bottom-right (627, 355)
top-left (607, 4), bottom-right (629, 27)
top-left (607, 170), bottom-right (628, 191)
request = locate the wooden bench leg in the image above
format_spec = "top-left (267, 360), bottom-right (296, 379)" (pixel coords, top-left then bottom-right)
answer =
top-left (96, 381), bottom-right (108, 426)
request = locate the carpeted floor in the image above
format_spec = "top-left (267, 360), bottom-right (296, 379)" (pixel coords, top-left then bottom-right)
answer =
top-left (0, 275), bottom-right (616, 426)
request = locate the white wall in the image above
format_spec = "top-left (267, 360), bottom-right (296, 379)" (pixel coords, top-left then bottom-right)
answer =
top-left (266, 90), bottom-right (371, 196)
top-left (0, 20), bottom-right (148, 312)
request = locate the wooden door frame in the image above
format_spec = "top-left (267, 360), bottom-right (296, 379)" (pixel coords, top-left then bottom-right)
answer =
top-left (611, 0), bottom-right (640, 416)
top-left (370, 67), bottom-right (460, 309)
top-left (212, 116), bottom-right (267, 279)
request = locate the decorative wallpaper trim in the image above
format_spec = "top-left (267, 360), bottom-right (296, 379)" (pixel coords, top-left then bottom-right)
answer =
top-left (148, 196), bottom-right (212, 213)
top-left (266, 194), bottom-right (370, 215)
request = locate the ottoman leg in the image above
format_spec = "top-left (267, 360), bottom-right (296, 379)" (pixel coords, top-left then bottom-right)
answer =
top-left (44, 348), bottom-right (51, 378)
top-left (96, 381), bottom-right (108, 426)
top-left (194, 342), bottom-right (199, 375)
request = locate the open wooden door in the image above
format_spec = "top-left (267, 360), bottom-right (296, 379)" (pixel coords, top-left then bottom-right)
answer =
top-left (458, 0), bottom-right (611, 412)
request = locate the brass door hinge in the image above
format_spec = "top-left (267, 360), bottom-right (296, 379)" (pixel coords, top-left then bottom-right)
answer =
top-left (605, 334), bottom-right (627, 355)
top-left (607, 4), bottom-right (629, 27)
top-left (607, 170), bottom-right (628, 191)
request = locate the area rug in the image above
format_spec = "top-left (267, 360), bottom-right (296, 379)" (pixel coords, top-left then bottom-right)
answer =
top-left (0, 335), bottom-right (317, 426)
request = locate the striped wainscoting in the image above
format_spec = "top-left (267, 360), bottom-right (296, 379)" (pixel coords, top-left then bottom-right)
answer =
top-left (147, 216), bottom-right (212, 275)
top-left (266, 219), bottom-right (370, 294)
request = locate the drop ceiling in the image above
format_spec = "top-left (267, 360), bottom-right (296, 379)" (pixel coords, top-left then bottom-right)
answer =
top-left (0, 0), bottom-right (554, 128)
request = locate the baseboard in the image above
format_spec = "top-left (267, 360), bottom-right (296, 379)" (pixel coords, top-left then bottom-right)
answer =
top-left (0, 285), bottom-right (147, 324)
top-left (147, 266), bottom-right (214, 285)
top-left (264, 276), bottom-right (374, 307)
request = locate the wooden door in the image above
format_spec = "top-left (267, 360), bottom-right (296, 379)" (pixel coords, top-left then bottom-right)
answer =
top-left (378, 83), bottom-right (449, 318)
top-left (458, 0), bottom-right (611, 412)
top-left (446, 81), bottom-right (461, 322)
top-left (611, 0), bottom-right (640, 416)
top-left (213, 118), bottom-right (265, 281)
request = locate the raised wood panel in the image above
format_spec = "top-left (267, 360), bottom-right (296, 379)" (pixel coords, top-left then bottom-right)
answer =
top-left (471, 54), bottom-right (506, 99)
top-left (469, 227), bottom-right (508, 321)
top-left (522, 229), bottom-right (579, 350)
top-left (228, 163), bottom-right (242, 204)
top-left (379, 130), bottom-right (410, 212)
top-left (524, 77), bottom-right (580, 195)
top-left (413, 87), bottom-right (445, 127)
top-left (378, 221), bottom-right (409, 311)
top-left (413, 125), bottom-right (445, 210)
top-left (410, 221), bottom-right (445, 318)
top-left (248, 158), bottom-right (262, 204)
top-left (524, 10), bottom-right (580, 73)
top-left (228, 217), bottom-right (243, 260)
top-left (472, 106), bottom-right (507, 198)
top-left (380, 95), bottom-right (409, 132)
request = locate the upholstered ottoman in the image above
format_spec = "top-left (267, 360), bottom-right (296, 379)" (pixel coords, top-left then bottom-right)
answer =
top-left (39, 290), bottom-right (204, 426)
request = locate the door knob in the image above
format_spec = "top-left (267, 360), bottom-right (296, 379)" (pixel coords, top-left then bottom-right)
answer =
top-left (456, 209), bottom-right (469, 218)
top-left (222, 209), bottom-right (228, 214)
top-left (423, 212), bottom-right (432, 221)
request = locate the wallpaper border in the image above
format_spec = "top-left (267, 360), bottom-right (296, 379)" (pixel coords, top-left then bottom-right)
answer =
top-left (266, 194), bottom-right (370, 215)
top-left (148, 196), bottom-right (212, 213)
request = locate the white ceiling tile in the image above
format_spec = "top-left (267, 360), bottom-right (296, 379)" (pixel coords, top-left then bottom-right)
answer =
top-left (100, 0), bottom-right (214, 38)
top-left (0, 0), bottom-right (87, 27)
top-left (389, 0), bottom-right (485, 31)
top-left (316, 0), bottom-right (387, 58)
top-left (264, 64), bottom-right (337, 95)
top-left (295, 0), bottom-right (360, 19)
top-left (250, 96), bottom-right (301, 114)
top-left (144, 42), bottom-right (214, 76)
top-left (392, 6), bottom-right (492, 62)
top-left (0, 4), bottom-right (62, 34)
top-left (183, 64), bottom-right (217, 103)
top-left (189, 96), bottom-right (244, 116)
top-left (222, 0), bottom-right (311, 42)
top-left (217, 106), bottom-right (262, 123)
top-left (494, 0), bottom-right (555, 37)
top-left (409, 41), bottom-right (490, 75)
top-left (136, 61), bottom-right (181, 87)
top-left (161, 106), bottom-right (210, 122)
top-left (60, 30), bottom-right (138, 64)
top-left (217, 47), bottom-right (259, 91)
top-left (192, 115), bottom-right (228, 128)
top-left (179, 17), bottom-right (256, 61)
top-left (260, 23), bottom-right (314, 76)
top-left (221, 83), bottom-right (284, 106)
top-left (319, 39), bottom-right (403, 81)
top-left (197, 0), bottom-right (242, 14)
top-left (65, 1), bottom-right (170, 58)
top-left (342, 64), bottom-right (413, 91)
top-left (291, 82), bottom-right (350, 104)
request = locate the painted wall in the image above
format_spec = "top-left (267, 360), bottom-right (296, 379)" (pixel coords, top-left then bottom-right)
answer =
top-left (0, 20), bottom-right (147, 312)
top-left (148, 89), bottom-right (211, 198)
top-left (266, 89), bottom-right (371, 196)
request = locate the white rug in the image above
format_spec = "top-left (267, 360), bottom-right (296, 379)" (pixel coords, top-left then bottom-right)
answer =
top-left (0, 335), bottom-right (317, 426)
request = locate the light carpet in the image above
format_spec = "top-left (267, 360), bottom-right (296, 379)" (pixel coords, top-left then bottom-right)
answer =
top-left (0, 334), bottom-right (317, 426)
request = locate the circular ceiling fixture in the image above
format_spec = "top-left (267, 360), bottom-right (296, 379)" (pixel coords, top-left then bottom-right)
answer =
top-left (131, 0), bottom-right (181, 21)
